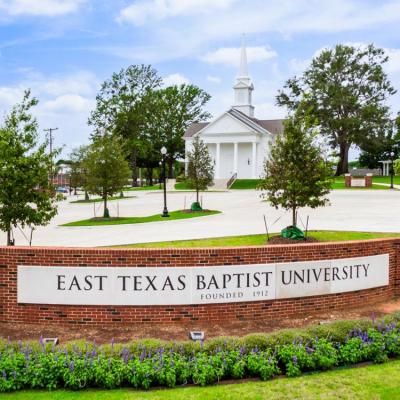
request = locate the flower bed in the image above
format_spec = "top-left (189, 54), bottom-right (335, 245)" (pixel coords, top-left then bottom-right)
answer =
top-left (1, 316), bottom-right (400, 392)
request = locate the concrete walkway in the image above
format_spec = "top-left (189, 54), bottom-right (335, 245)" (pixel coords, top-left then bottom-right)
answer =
top-left (1, 189), bottom-right (400, 247)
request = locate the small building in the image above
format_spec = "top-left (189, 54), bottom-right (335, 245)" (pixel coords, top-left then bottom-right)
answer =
top-left (184, 42), bottom-right (284, 181)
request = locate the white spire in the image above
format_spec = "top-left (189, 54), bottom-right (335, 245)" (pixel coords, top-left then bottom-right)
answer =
top-left (239, 34), bottom-right (249, 77)
top-left (232, 34), bottom-right (254, 117)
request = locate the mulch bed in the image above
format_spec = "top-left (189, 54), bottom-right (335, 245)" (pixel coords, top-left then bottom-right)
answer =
top-left (267, 236), bottom-right (319, 245)
top-left (2, 298), bottom-right (400, 344)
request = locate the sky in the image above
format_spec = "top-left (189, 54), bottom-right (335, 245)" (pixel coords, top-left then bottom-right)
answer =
top-left (0, 0), bottom-right (400, 159)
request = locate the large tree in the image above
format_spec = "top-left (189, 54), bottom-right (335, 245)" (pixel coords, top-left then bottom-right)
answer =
top-left (148, 84), bottom-right (211, 177)
top-left (277, 44), bottom-right (396, 175)
top-left (186, 136), bottom-right (214, 206)
top-left (83, 135), bottom-right (131, 218)
top-left (0, 91), bottom-right (58, 245)
top-left (259, 113), bottom-right (332, 227)
top-left (88, 64), bottom-right (162, 185)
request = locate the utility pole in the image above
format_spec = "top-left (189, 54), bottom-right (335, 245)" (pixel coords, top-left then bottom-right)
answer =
top-left (44, 127), bottom-right (58, 186)
top-left (43, 127), bottom-right (58, 155)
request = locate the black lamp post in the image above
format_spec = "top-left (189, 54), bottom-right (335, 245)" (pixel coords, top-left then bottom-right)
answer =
top-left (161, 146), bottom-right (169, 217)
top-left (390, 151), bottom-right (395, 189)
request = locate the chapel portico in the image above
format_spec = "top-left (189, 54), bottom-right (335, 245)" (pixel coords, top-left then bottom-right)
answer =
top-left (184, 40), bottom-right (284, 181)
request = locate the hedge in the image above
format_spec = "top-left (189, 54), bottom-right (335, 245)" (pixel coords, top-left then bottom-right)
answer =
top-left (1, 313), bottom-right (400, 392)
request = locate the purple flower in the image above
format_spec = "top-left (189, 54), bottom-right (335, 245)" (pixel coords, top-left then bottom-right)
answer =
top-left (69, 361), bottom-right (75, 372)
top-left (292, 355), bottom-right (298, 364)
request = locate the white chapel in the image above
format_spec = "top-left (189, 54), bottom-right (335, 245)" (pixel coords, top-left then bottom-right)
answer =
top-left (184, 41), bottom-right (284, 181)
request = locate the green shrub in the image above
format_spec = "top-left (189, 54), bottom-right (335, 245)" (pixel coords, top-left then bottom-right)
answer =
top-left (3, 317), bottom-right (400, 392)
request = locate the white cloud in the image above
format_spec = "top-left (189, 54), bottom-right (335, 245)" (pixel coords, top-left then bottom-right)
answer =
top-left (207, 75), bottom-right (221, 84)
top-left (0, 0), bottom-right (84, 16)
top-left (201, 46), bottom-right (277, 66)
top-left (43, 94), bottom-right (95, 113)
top-left (0, 70), bottom-right (98, 156)
top-left (108, 0), bottom-right (400, 65)
top-left (163, 73), bottom-right (189, 87)
top-left (117, 0), bottom-right (235, 25)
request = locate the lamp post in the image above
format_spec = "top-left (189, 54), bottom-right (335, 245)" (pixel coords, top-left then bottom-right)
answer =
top-left (390, 151), bottom-right (395, 189)
top-left (161, 146), bottom-right (169, 217)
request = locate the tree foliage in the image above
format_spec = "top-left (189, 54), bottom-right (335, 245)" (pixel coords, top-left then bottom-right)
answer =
top-left (88, 64), bottom-right (162, 185)
top-left (0, 91), bottom-right (58, 245)
top-left (259, 114), bottom-right (332, 227)
top-left (148, 84), bottom-right (211, 177)
top-left (277, 44), bottom-right (396, 175)
top-left (83, 135), bottom-right (131, 218)
top-left (69, 145), bottom-right (89, 196)
top-left (186, 136), bottom-right (214, 205)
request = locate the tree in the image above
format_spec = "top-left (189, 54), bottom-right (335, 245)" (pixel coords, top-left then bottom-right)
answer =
top-left (69, 145), bottom-right (89, 197)
top-left (259, 113), bottom-right (332, 227)
top-left (186, 136), bottom-right (214, 206)
top-left (148, 84), bottom-right (211, 177)
top-left (88, 64), bottom-right (162, 185)
top-left (277, 44), bottom-right (396, 176)
top-left (0, 91), bottom-right (58, 245)
top-left (83, 135), bottom-right (131, 218)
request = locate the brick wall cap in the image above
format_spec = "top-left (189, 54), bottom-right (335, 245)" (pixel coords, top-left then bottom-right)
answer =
top-left (0, 236), bottom-right (399, 254)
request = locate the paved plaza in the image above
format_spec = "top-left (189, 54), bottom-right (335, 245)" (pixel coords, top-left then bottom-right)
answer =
top-left (0, 189), bottom-right (398, 247)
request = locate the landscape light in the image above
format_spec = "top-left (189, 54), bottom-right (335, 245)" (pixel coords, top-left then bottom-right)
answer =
top-left (189, 331), bottom-right (205, 341)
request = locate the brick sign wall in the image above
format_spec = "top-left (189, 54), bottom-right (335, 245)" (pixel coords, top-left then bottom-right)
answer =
top-left (1, 238), bottom-right (399, 326)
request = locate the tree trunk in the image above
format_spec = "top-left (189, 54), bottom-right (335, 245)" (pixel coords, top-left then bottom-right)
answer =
top-left (130, 150), bottom-right (138, 187)
top-left (335, 142), bottom-right (350, 176)
top-left (196, 188), bottom-right (199, 203)
top-left (6, 227), bottom-right (13, 246)
top-left (148, 168), bottom-right (153, 186)
top-left (167, 158), bottom-right (174, 179)
top-left (103, 193), bottom-right (109, 218)
top-left (84, 190), bottom-right (89, 201)
top-left (292, 207), bottom-right (297, 227)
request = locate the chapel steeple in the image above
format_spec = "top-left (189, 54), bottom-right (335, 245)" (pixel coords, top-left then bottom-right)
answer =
top-left (232, 35), bottom-right (254, 117)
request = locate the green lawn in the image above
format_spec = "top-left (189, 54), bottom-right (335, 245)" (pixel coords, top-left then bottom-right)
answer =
top-left (70, 195), bottom-right (135, 204)
top-left (115, 230), bottom-right (400, 248)
top-left (372, 176), bottom-right (400, 185)
top-left (124, 185), bottom-right (162, 191)
top-left (4, 360), bottom-right (400, 399)
top-left (229, 177), bottom-right (399, 190)
top-left (62, 210), bottom-right (221, 227)
top-left (332, 176), bottom-right (394, 190)
top-left (230, 179), bottom-right (262, 189)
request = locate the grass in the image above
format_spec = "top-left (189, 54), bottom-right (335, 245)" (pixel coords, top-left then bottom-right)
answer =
top-left (114, 230), bottom-right (400, 248)
top-left (332, 176), bottom-right (393, 190)
top-left (371, 176), bottom-right (400, 185)
top-left (4, 360), bottom-right (400, 399)
top-left (230, 179), bottom-right (262, 189)
top-left (229, 177), bottom-right (399, 190)
top-left (174, 182), bottom-right (211, 191)
top-left (62, 210), bottom-right (221, 227)
top-left (70, 195), bottom-right (135, 204)
top-left (124, 185), bottom-right (162, 191)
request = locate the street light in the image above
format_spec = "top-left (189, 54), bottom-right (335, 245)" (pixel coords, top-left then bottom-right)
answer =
top-left (390, 151), bottom-right (395, 189)
top-left (160, 146), bottom-right (169, 217)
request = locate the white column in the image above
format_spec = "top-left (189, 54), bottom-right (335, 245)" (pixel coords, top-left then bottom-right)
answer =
top-left (215, 142), bottom-right (221, 179)
top-left (233, 142), bottom-right (238, 175)
top-left (251, 142), bottom-right (257, 178)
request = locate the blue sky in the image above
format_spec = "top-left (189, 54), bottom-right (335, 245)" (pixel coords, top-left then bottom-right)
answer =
top-left (1, 0), bottom-right (400, 159)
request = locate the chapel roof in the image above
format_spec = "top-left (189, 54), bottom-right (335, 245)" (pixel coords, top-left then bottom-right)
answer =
top-left (184, 108), bottom-right (285, 138)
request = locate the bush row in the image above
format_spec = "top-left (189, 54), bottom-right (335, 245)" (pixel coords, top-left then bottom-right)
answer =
top-left (1, 317), bottom-right (400, 392)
